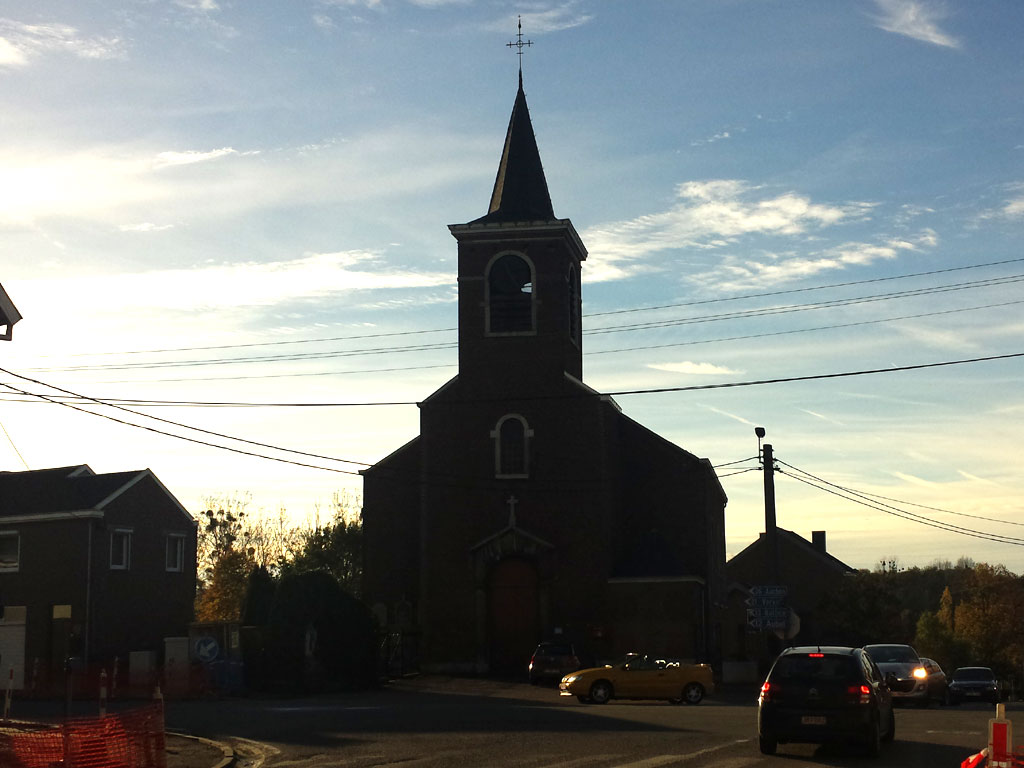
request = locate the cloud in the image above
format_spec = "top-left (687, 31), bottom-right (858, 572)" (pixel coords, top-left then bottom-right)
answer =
top-left (0, 19), bottom-right (125, 68)
top-left (648, 361), bottom-right (740, 376)
top-left (704, 231), bottom-right (937, 290)
top-left (0, 127), bottom-right (486, 228)
top-left (581, 180), bottom-right (874, 282)
top-left (118, 223), bottom-right (175, 233)
top-left (312, 14), bottom-right (336, 30)
top-left (691, 129), bottom-right (742, 148)
top-left (975, 184), bottom-right (1024, 222)
top-left (487, 4), bottom-right (593, 34)
top-left (11, 251), bottom-right (453, 349)
top-left (153, 147), bottom-right (242, 169)
top-left (871, 0), bottom-right (960, 49)
top-left (1003, 197), bottom-right (1024, 218)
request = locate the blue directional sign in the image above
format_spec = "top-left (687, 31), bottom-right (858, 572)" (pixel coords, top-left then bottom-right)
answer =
top-left (746, 585), bottom-right (789, 631)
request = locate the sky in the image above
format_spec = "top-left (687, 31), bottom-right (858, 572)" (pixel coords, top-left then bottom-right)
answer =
top-left (1, 0), bottom-right (1023, 574)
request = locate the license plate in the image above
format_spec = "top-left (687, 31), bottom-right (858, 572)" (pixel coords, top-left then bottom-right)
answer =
top-left (966, 691), bottom-right (981, 697)
top-left (801, 716), bottom-right (827, 725)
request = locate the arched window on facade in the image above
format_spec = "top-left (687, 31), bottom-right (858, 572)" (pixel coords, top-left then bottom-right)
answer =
top-left (566, 262), bottom-right (581, 345)
top-left (487, 253), bottom-right (534, 334)
top-left (491, 414), bottom-right (532, 478)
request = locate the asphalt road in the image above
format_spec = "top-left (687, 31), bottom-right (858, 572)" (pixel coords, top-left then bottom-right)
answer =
top-left (153, 676), bottom-right (1015, 768)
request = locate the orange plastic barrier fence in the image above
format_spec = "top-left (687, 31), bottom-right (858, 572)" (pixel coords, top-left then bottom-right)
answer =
top-left (0, 702), bottom-right (166, 768)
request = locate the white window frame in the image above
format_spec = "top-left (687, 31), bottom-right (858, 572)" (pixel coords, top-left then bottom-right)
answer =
top-left (0, 531), bottom-right (19, 572)
top-left (165, 533), bottom-right (185, 572)
top-left (485, 251), bottom-right (537, 336)
top-left (491, 413), bottom-right (533, 479)
top-left (110, 527), bottom-right (132, 570)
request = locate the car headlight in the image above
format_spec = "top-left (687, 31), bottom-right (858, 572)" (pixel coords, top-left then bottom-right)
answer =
top-left (913, 667), bottom-right (927, 679)
top-left (563, 675), bottom-right (578, 685)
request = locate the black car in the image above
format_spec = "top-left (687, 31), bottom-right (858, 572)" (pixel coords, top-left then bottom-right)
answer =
top-left (528, 641), bottom-right (580, 684)
top-left (948, 666), bottom-right (1000, 705)
top-left (758, 646), bottom-right (895, 757)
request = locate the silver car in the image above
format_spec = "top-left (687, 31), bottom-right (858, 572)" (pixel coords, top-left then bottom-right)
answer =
top-left (863, 644), bottom-right (929, 706)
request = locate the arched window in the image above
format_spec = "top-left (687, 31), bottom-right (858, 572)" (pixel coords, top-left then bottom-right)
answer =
top-left (566, 262), bottom-right (580, 345)
top-left (491, 414), bottom-right (532, 477)
top-left (487, 253), bottom-right (534, 334)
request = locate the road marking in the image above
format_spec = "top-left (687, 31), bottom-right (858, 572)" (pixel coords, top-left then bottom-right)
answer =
top-left (231, 737), bottom-right (281, 768)
top-left (610, 739), bottom-right (751, 767)
top-left (266, 705), bottom-right (383, 712)
top-left (366, 749), bottom-right (465, 766)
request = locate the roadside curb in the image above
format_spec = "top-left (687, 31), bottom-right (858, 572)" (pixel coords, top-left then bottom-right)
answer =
top-left (168, 731), bottom-right (236, 768)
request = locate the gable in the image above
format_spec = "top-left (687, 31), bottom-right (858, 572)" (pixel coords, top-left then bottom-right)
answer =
top-left (0, 466), bottom-right (193, 527)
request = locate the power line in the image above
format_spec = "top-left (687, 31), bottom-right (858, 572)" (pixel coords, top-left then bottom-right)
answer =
top-left (585, 274), bottom-right (1024, 336)
top-left (0, 366), bottom-right (371, 475)
top-left (784, 472), bottom-right (1024, 546)
top-left (20, 263), bottom-right (1024, 374)
top-left (776, 459), bottom-right (1024, 529)
top-left (587, 256), bottom-right (1024, 318)
top-left (589, 298), bottom-right (1024, 357)
top-left (778, 461), bottom-right (1024, 545)
top-left (50, 297), bottom-right (1021, 385)
top-left (3, 351), bottom-right (1022, 408)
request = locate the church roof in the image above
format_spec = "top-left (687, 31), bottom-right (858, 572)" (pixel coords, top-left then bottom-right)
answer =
top-left (471, 74), bottom-right (555, 225)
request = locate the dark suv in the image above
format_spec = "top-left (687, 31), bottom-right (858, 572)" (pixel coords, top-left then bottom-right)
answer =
top-left (528, 641), bottom-right (580, 685)
top-left (758, 646), bottom-right (895, 757)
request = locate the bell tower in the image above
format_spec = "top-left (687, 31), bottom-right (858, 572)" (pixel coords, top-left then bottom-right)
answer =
top-left (448, 74), bottom-right (588, 398)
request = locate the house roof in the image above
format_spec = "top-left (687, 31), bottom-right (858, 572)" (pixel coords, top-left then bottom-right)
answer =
top-left (470, 74), bottom-right (555, 225)
top-left (0, 465), bottom-right (189, 522)
top-left (727, 527), bottom-right (856, 576)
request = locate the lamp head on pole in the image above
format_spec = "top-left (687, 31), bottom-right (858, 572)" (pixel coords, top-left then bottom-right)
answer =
top-left (755, 426), bottom-right (766, 461)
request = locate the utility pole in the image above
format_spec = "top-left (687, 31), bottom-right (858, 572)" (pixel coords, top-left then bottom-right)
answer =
top-left (756, 427), bottom-right (780, 585)
top-left (763, 441), bottom-right (780, 585)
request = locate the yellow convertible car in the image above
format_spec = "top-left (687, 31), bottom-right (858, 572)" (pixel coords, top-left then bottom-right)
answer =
top-left (559, 653), bottom-right (714, 705)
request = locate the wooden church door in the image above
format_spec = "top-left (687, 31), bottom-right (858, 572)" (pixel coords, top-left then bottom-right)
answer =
top-left (487, 557), bottom-right (539, 674)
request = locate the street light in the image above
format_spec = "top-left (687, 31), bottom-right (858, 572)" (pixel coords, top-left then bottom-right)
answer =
top-left (0, 281), bottom-right (21, 341)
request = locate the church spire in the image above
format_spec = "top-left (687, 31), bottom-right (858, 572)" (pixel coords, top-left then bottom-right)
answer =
top-left (472, 22), bottom-right (554, 225)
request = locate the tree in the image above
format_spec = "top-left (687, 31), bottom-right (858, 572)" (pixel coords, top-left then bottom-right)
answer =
top-left (280, 491), bottom-right (363, 597)
top-left (953, 564), bottom-right (1024, 679)
top-left (267, 569), bottom-right (377, 692)
top-left (194, 494), bottom-right (258, 622)
top-left (242, 565), bottom-right (276, 626)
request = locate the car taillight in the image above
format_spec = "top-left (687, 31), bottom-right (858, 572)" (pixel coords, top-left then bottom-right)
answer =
top-left (847, 684), bottom-right (871, 704)
top-left (808, 653), bottom-right (824, 658)
top-left (528, 656), bottom-right (536, 671)
top-left (760, 681), bottom-right (773, 702)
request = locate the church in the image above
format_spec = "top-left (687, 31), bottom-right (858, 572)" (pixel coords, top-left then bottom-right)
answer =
top-left (361, 71), bottom-right (728, 675)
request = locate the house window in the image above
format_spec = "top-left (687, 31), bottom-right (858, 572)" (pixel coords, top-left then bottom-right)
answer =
top-left (165, 533), bottom-right (185, 572)
top-left (0, 531), bottom-right (19, 572)
top-left (110, 528), bottom-right (132, 570)
top-left (491, 414), bottom-right (532, 478)
top-left (487, 253), bottom-right (534, 334)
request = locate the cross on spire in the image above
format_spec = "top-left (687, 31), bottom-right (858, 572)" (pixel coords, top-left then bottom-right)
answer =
top-left (506, 15), bottom-right (532, 77)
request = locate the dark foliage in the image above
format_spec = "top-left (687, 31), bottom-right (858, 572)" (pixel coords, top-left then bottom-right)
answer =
top-left (264, 570), bottom-right (377, 692)
top-left (241, 565), bottom-right (276, 626)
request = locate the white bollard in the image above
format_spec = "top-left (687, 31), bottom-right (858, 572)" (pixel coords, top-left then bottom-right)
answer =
top-left (99, 669), bottom-right (108, 717)
top-left (3, 666), bottom-right (13, 720)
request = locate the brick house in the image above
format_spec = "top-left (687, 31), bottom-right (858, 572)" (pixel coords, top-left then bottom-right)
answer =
top-left (724, 528), bottom-right (856, 675)
top-left (361, 76), bottom-right (728, 675)
top-left (0, 465), bottom-right (197, 691)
